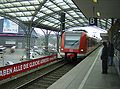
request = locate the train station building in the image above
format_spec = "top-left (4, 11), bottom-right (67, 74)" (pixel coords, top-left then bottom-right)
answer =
top-left (0, 0), bottom-right (120, 89)
top-left (0, 18), bottom-right (38, 48)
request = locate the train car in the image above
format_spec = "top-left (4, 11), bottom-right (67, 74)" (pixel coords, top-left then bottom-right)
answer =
top-left (60, 28), bottom-right (100, 60)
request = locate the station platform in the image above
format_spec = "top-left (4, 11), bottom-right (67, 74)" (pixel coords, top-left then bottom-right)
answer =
top-left (47, 47), bottom-right (120, 89)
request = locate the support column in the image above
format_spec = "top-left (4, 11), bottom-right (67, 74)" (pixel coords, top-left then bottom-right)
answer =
top-left (56, 32), bottom-right (60, 53)
top-left (60, 12), bottom-right (65, 35)
top-left (44, 30), bottom-right (49, 55)
top-left (26, 27), bottom-right (33, 60)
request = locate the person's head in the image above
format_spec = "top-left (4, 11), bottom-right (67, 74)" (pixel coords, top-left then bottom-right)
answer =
top-left (103, 42), bottom-right (107, 47)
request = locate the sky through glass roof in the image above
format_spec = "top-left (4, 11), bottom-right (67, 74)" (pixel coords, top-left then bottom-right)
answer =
top-left (0, 0), bottom-right (112, 31)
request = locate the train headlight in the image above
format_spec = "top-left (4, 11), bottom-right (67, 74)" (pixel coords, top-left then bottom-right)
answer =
top-left (81, 49), bottom-right (84, 52)
top-left (61, 48), bottom-right (63, 50)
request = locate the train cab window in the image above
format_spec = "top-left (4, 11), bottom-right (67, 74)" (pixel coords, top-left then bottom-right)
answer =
top-left (64, 32), bottom-right (82, 49)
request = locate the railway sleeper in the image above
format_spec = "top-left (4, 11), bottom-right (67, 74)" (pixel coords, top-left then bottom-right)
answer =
top-left (51, 72), bottom-right (67, 75)
top-left (27, 85), bottom-right (47, 89)
top-left (37, 80), bottom-right (53, 85)
top-left (48, 73), bottom-right (64, 77)
top-left (34, 83), bottom-right (49, 88)
top-left (42, 77), bottom-right (57, 82)
top-left (45, 75), bottom-right (61, 79)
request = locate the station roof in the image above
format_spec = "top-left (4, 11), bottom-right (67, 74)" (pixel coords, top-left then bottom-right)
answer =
top-left (73, 0), bottom-right (120, 19)
top-left (0, 0), bottom-right (112, 32)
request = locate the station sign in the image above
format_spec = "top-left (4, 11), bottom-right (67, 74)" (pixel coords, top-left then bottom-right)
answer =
top-left (89, 17), bottom-right (97, 26)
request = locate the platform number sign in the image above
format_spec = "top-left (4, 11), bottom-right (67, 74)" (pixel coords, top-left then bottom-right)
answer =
top-left (89, 18), bottom-right (97, 26)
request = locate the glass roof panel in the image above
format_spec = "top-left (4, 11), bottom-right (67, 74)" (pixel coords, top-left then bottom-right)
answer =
top-left (2, 9), bottom-right (11, 12)
top-left (18, 17), bottom-right (28, 21)
top-left (9, 13), bottom-right (16, 17)
top-left (78, 19), bottom-right (85, 23)
top-left (42, 21), bottom-right (51, 25)
top-left (47, 17), bottom-right (57, 22)
top-left (40, 7), bottom-right (53, 14)
top-left (37, 12), bottom-right (46, 17)
top-left (77, 12), bottom-right (86, 18)
top-left (66, 13), bottom-right (71, 18)
top-left (15, 12), bottom-right (24, 16)
top-left (45, 1), bottom-right (53, 6)
top-left (12, 2), bottom-right (21, 6)
top-left (73, 20), bottom-right (79, 23)
top-left (18, 7), bottom-right (28, 10)
top-left (18, 16), bottom-right (33, 21)
top-left (0, 4), bottom-right (5, 8)
top-left (33, 17), bottom-right (38, 21)
top-left (4, 3), bottom-right (13, 7)
top-left (69, 11), bottom-right (78, 16)
top-left (52, 7), bottom-right (61, 11)
top-left (40, 6), bottom-right (49, 11)
top-left (68, 22), bottom-right (74, 25)
top-left (0, 9), bottom-right (3, 12)
top-left (60, 5), bottom-right (69, 9)
top-left (84, 23), bottom-right (88, 26)
top-left (47, 4), bottom-right (56, 9)
top-left (9, 8), bottom-right (19, 11)
top-left (48, 23), bottom-right (55, 26)
top-left (44, 1), bottom-right (61, 11)
top-left (23, 12), bottom-right (33, 15)
top-left (0, 0), bottom-right (109, 31)
top-left (56, 2), bottom-right (65, 6)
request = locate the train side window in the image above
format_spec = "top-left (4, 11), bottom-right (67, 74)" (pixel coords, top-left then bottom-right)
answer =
top-left (88, 38), bottom-right (92, 47)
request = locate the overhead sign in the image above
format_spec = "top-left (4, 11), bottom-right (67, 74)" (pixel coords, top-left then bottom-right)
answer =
top-left (3, 18), bottom-right (18, 33)
top-left (89, 18), bottom-right (97, 26)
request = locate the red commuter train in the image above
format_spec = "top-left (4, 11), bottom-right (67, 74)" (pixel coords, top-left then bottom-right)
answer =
top-left (60, 28), bottom-right (100, 60)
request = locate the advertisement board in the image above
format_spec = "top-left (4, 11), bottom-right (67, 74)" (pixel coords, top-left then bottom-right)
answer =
top-left (3, 18), bottom-right (18, 33)
top-left (0, 54), bottom-right (57, 80)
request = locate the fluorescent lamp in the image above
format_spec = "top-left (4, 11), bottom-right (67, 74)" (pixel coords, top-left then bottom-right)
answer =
top-left (93, 0), bottom-right (97, 3)
top-left (97, 12), bottom-right (100, 16)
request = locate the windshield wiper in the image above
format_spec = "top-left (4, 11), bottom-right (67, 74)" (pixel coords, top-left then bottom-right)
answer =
top-left (71, 40), bottom-right (79, 46)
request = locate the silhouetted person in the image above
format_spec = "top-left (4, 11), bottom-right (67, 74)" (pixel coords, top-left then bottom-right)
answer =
top-left (101, 42), bottom-right (108, 74)
top-left (108, 43), bottom-right (114, 66)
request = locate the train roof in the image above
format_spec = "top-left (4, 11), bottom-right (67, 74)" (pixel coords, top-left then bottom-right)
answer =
top-left (65, 29), bottom-right (88, 33)
top-left (65, 26), bottom-right (107, 41)
top-left (72, 29), bottom-right (88, 33)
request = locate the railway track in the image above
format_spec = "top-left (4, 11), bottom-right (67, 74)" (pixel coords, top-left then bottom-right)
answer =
top-left (0, 61), bottom-right (78, 89)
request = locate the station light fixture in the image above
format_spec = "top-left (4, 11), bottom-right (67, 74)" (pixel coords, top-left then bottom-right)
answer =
top-left (118, 30), bottom-right (120, 32)
top-left (97, 12), bottom-right (101, 16)
top-left (93, 0), bottom-right (98, 3)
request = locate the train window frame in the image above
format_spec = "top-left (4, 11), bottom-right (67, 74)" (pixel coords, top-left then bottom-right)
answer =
top-left (64, 32), bottom-right (82, 49)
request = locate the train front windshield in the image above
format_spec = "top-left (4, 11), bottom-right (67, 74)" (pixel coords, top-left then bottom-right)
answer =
top-left (64, 32), bottom-right (82, 49)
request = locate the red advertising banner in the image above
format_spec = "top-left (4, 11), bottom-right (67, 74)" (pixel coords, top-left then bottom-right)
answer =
top-left (0, 54), bottom-right (57, 80)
